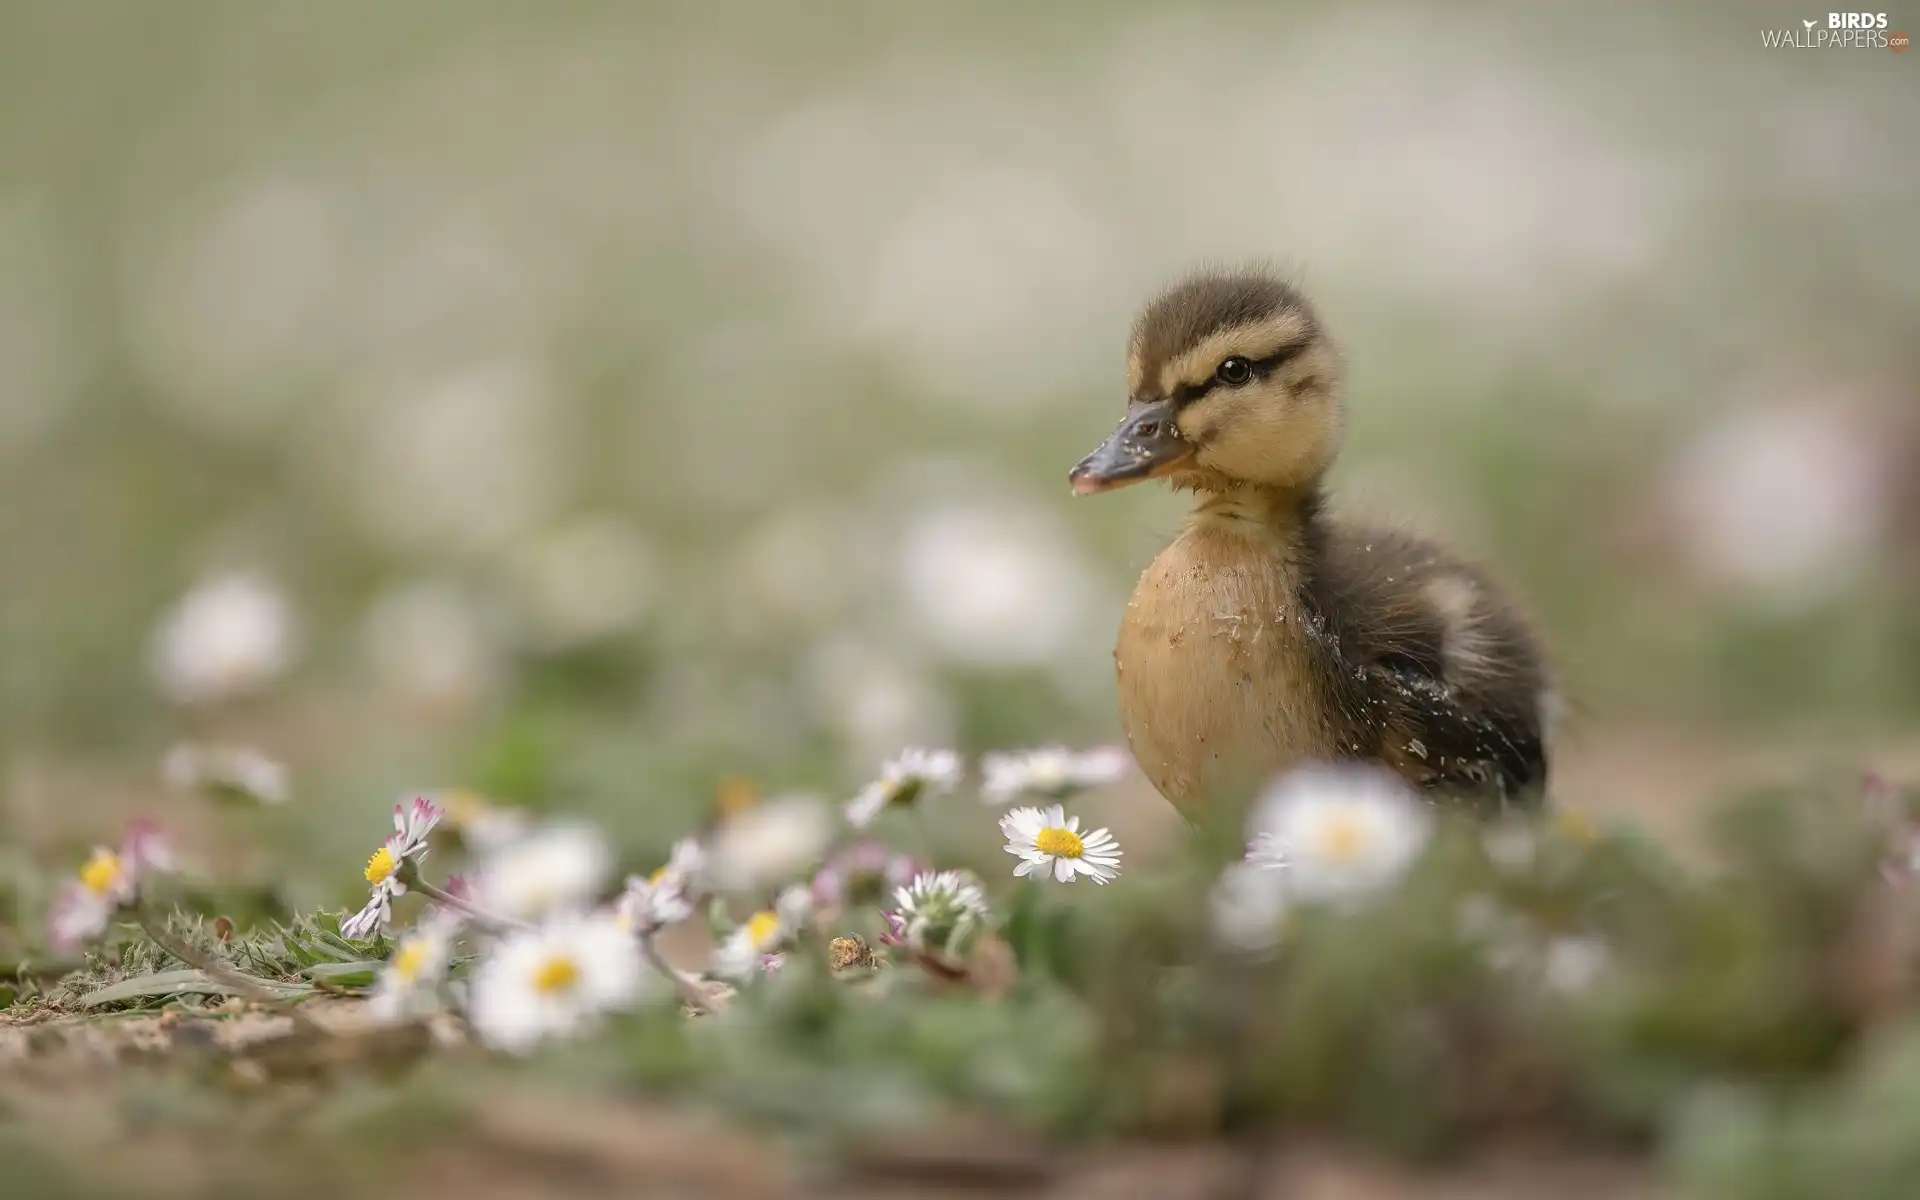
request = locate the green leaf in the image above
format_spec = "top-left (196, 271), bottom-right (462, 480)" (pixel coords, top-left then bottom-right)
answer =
top-left (304, 961), bottom-right (381, 988)
top-left (79, 969), bottom-right (309, 1008)
top-left (313, 930), bottom-right (376, 962)
top-left (276, 923), bottom-right (324, 967)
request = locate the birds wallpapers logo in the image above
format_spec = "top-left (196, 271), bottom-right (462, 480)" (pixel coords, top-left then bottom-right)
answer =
top-left (1762, 15), bottom-right (1903, 46)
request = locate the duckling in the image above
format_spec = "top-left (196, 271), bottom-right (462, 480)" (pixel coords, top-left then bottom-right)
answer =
top-left (1070, 268), bottom-right (1553, 821)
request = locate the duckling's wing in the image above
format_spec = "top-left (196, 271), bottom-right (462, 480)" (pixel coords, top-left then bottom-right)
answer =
top-left (1306, 527), bottom-right (1551, 812)
top-left (1364, 662), bottom-right (1547, 810)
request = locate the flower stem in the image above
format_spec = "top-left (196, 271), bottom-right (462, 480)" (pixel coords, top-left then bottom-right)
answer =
top-left (408, 875), bottom-right (530, 933)
top-left (910, 808), bottom-right (942, 871)
top-left (639, 932), bottom-right (722, 1015)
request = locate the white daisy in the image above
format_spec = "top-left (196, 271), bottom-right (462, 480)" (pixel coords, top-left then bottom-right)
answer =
top-left (474, 822), bottom-right (613, 923)
top-left (712, 886), bottom-right (813, 980)
top-left (1209, 859), bottom-right (1290, 954)
top-left (160, 743), bottom-right (291, 806)
top-left (888, 869), bottom-right (991, 957)
top-left (616, 838), bottom-right (706, 936)
top-left (1000, 803), bottom-right (1123, 884)
top-left (709, 795), bottom-right (834, 893)
top-left (1247, 765), bottom-right (1431, 906)
top-left (467, 913), bottom-right (646, 1052)
top-left (360, 578), bottom-right (504, 716)
top-left (46, 821), bottom-right (177, 951)
top-left (367, 916), bottom-right (457, 1022)
top-left (435, 790), bottom-right (531, 854)
top-left (48, 866), bottom-right (122, 952)
top-left (505, 514), bottom-right (658, 651)
top-left (659, 836), bottom-right (706, 888)
top-left (980, 745), bottom-right (1131, 805)
top-left (341, 796), bottom-right (444, 940)
top-left (898, 501), bottom-right (1099, 669)
top-left (844, 747), bottom-right (963, 828)
top-left (148, 572), bottom-right (298, 706)
top-left (1667, 405), bottom-right (1885, 609)
top-left (1245, 831), bottom-right (1289, 870)
top-left (121, 819), bottom-right (177, 876)
top-left (1543, 935), bottom-right (1609, 994)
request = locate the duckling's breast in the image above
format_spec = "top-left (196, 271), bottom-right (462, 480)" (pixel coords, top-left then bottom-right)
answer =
top-left (1115, 524), bottom-right (1341, 820)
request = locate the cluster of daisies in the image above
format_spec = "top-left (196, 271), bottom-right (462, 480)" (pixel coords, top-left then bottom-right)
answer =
top-left (47, 744), bottom-right (1140, 1052)
top-left (844, 745), bottom-right (1129, 885)
top-left (346, 744), bottom-right (1136, 1047)
top-left (47, 739), bottom-right (1642, 1051)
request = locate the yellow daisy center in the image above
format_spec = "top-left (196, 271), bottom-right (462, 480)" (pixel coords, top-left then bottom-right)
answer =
top-left (1034, 826), bottom-right (1084, 859)
top-left (1554, 807), bottom-right (1598, 845)
top-left (885, 779), bottom-right (921, 808)
top-left (1316, 814), bottom-right (1370, 863)
top-left (80, 850), bottom-right (123, 897)
top-left (746, 910), bottom-right (781, 949)
top-left (364, 846), bottom-right (398, 885)
top-left (530, 954), bottom-right (581, 995)
top-left (648, 865), bottom-right (669, 885)
top-left (440, 790), bottom-right (488, 827)
top-left (392, 939), bottom-right (429, 982)
top-left (714, 777), bottom-right (759, 816)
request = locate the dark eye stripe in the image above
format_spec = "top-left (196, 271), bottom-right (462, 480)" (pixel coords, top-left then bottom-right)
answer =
top-left (1171, 341), bottom-right (1309, 407)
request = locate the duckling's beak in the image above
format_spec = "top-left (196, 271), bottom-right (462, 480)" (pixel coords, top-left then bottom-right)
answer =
top-left (1069, 400), bottom-right (1194, 495)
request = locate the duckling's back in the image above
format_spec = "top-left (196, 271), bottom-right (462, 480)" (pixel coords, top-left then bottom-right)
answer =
top-left (1304, 524), bottom-right (1553, 811)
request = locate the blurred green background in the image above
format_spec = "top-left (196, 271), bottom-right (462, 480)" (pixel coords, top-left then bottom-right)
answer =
top-left (1, 1), bottom-right (1916, 907)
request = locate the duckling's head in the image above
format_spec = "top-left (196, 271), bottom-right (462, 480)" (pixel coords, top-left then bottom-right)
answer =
top-left (1070, 268), bottom-right (1344, 496)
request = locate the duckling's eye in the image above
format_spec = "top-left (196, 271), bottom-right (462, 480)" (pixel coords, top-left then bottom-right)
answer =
top-left (1214, 356), bottom-right (1253, 387)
